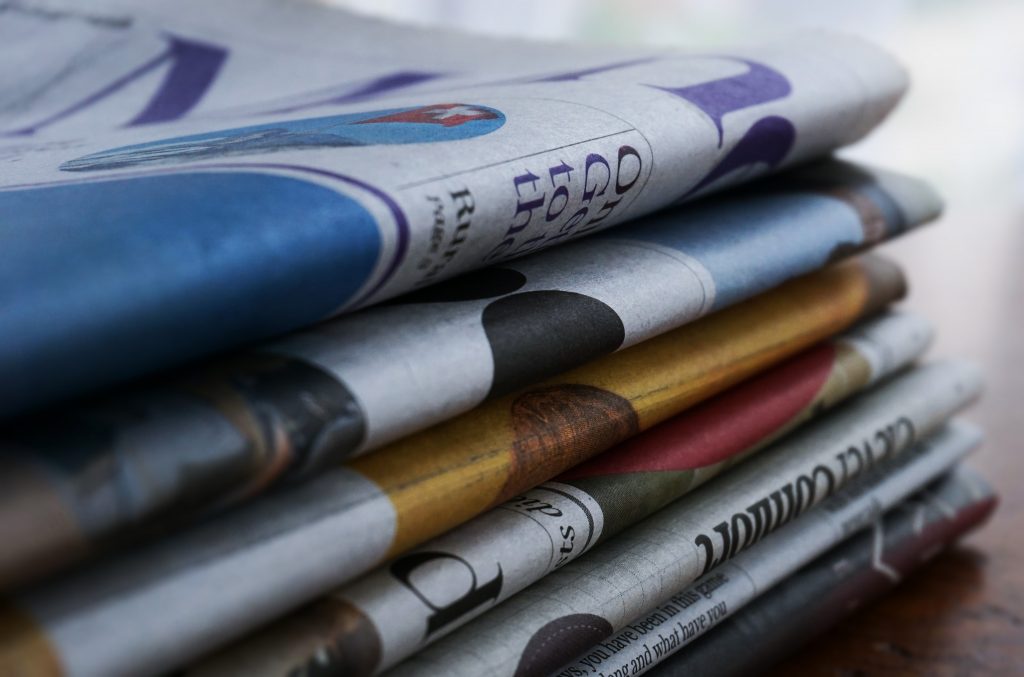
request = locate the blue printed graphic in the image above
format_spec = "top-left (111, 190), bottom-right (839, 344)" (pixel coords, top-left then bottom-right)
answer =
top-left (614, 192), bottom-right (867, 309)
top-left (0, 171), bottom-right (380, 412)
top-left (61, 103), bottom-right (506, 171)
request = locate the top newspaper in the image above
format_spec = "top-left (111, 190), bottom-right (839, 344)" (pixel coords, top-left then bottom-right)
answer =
top-left (0, 0), bottom-right (908, 412)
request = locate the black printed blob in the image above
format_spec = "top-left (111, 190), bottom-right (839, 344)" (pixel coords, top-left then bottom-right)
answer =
top-left (483, 291), bottom-right (626, 398)
top-left (514, 613), bottom-right (613, 677)
top-left (384, 265), bottom-right (626, 397)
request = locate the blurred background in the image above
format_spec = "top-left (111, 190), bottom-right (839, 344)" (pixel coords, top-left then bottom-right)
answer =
top-left (324, 0), bottom-right (1024, 671)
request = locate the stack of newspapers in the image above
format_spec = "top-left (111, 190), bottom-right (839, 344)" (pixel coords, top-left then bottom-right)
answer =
top-left (0, 2), bottom-right (996, 676)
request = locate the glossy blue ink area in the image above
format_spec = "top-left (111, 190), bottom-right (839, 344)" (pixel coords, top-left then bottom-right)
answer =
top-left (0, 171), bottom-right (380, 413)
top-left (614, 192), bottom-right (867, 309)
top-left (61, 104), bottom-right (506, 171)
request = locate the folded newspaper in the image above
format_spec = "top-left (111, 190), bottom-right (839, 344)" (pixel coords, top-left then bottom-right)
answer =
top-left (385, 362), bottom-right (982, 676)
top-left (0, 3), bottom-right (996, 677)
top-left (0, 0), bottom-right (910, 413)
top-left (190, 311), bottom-right (933, 676)
top-left (0, 255), bottom-right (901, 590)
top-left (645, 463), bottom-right (996, 677)
top-left (0, 259), bottom-right (902, 677)
top-left (555, 423), bottom-right (989, 677)
top-left (0, 161), bottom-right (934, 589)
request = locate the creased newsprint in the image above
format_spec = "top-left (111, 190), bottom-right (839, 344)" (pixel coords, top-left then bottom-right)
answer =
top-left (190, 310), bottom-right (933, 677)
top-left (0, 259), bottom-right (901, 677)
top-left (555, 421), bottom-right (988, 677)
top-left (0, 162), bottom-right (934, 587)
top-left (384, 361), bottom-right (983, 677)
top-left (646, 462), bottom-right (996, 677)
top-left (0, 0), bottom-right (909, 411)
top-left (0, 256), bottom-right (901, 590)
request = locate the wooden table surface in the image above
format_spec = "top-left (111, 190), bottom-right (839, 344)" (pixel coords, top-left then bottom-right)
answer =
top-left (768, 175), bottom-right (1024, 675)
